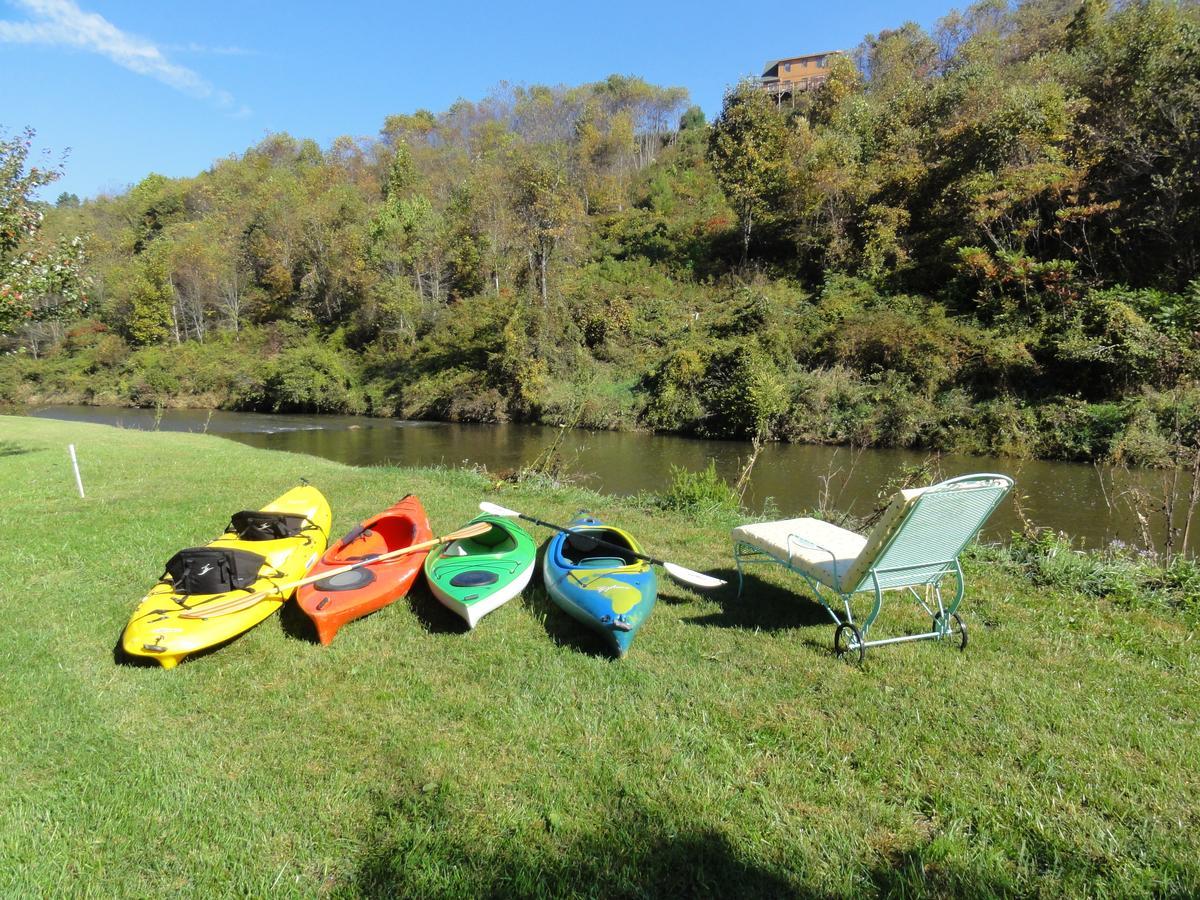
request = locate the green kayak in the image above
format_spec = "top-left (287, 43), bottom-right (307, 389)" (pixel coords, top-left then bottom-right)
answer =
top-left (424, 514), bottom-right (536, 628)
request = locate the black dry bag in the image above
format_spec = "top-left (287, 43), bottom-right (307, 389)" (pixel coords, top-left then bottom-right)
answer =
top-left (163, 547), bottom-right (266, 595)
top-left (227, 510), bottom-right (307, 541)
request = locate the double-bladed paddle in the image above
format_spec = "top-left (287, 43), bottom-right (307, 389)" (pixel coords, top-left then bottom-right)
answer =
top-left (477, 501), bottom-right (725, 590)
top-left (179, 521), bottom-right (494, 619)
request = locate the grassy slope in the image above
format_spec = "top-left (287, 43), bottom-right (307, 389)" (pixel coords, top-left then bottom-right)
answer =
top-left (0, 416), bottom-right (1196, 898)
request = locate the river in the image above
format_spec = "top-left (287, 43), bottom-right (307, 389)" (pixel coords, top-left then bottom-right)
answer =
top-left (22, 404), bottom-right (1171, 548)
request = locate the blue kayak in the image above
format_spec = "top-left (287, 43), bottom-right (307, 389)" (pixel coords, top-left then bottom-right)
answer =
top-left (542, 514), bottom-right (658, 656)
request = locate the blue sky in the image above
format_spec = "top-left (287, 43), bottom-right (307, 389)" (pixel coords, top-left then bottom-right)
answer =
top-left (1, 0), bottom-right (959, 199)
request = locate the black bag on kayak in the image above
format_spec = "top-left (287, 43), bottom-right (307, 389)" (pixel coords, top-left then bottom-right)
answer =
top-left (227, 510), bottom-right (307, 541)
top-left (163, 547), bottom-right (266, 595)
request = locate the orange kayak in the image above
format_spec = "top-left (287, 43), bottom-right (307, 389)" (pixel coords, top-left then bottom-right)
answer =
top-left (296, 495), bottom-right (433, 644)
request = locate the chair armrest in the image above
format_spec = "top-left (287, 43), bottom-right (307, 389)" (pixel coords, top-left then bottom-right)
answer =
top-left (786, 533), bottom-right (844, 587)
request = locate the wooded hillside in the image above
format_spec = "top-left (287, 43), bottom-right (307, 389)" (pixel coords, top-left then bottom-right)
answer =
top-left (5, 0), bottom-right (1200, 464)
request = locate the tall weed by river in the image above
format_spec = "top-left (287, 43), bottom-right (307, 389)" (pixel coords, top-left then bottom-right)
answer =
top-left (981, 531), bottom-right (1200, 621)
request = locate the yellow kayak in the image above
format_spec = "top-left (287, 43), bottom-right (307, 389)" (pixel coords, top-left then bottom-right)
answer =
top-left (121, 485), bottom-right (331, 669)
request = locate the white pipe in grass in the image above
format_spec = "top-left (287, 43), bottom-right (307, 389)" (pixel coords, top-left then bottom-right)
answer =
top-left (68, 443), bottom-right (85, 498)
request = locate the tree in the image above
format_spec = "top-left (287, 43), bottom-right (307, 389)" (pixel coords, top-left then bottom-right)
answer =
top-left (573, 104), bottom-right (637, 213)
top-left (1065, 0), bottom-right (1107, 50)
top-left (509, 147), bottom-right (580, 304)
top-left (706, 83), bottom-right (792, 264)
top-left (808, 55), bottom-right (864, 126)
top-left (1069, 0), bottom-right (1200, 289)
top-left (384, 143), bottom-right (417, 200)
top-left (126, 244), bottom-right (174, 345)
top-left (858, 22), bottom-right (939, 90)
top-left (0, 128), bottom-right (88, 334)
top-left (125, 173), bottom-right (185, 253)
top-left (370, 141), bottom-right (454, 306)
top-left (459, 133), bottom-right (522, 296)
top-left (679, 106), bottom-right (706, 131)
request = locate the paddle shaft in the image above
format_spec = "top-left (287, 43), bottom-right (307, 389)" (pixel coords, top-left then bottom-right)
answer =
top-left (515, 513), bottom-right (666, 567)
top-left (180, 523), bottom-right (489, 618)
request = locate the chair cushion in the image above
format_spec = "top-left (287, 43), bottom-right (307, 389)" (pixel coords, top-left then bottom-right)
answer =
top-left (841, 486), bottom-right (929, 591)
top-left (732, 518), bottom-right (866, 589)
top-left (732, 486), bottom-right (932, 591)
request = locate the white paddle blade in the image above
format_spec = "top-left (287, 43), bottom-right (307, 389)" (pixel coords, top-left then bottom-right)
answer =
top-left (478, 501), bottom-right (520, 518)
top-left (663, 562), bottom-right (725, 590)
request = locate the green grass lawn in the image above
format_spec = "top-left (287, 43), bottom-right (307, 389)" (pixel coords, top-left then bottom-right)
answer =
top-left (1, 416), bottom-right (1197, 898)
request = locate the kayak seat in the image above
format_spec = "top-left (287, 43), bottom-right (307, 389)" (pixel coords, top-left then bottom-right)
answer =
top-left (473, 524), bottom-right (515, 550)
top-left (574, 556), bottom-right (628, 569)
top-left (227, 510), bottom-right (310, 541)
top-left (370, 516), bottom-right (420, 552)
top-left (563, 530), bottom-right (637, 566)
top-left (330, 528), bottom-right (387, 563)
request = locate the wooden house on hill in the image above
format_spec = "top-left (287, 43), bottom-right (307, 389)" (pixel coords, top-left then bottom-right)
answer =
top-left (760, 52), bottom-right (840, 102)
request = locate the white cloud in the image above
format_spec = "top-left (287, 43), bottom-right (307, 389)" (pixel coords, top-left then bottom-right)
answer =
top-left (166, 42), bottom-right (256, 57)
top-left (0, 0), bottom-right (249, 114)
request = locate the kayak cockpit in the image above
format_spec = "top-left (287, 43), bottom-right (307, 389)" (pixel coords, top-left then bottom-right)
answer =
top-left (444, 522), bottom-right (517, 557)
top-left (562, 529), bottom-right (639, 567)
top-left (328, 514), bottom-right (420, 563)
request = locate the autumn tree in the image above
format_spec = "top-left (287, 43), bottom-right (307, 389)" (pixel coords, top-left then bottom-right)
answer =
top-left (706, 83), bottom-right (792, 264)
top-left (0, 128), bottom-right (88, 334)
top-left (1070, 0), bottom-right (1200, 288)
top-left (509, 146), bottom-right (580, 303)
top-left (124, 243), bottom-right (174, 345)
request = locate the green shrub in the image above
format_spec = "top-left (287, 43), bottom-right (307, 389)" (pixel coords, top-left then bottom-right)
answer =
top-left (1043, 296), bottom-right (1174, 397)
top-left (122, 347), bottom-right (182, 405)
top-left (817, 274), bottom-right (881, 319)
top-left (1107, 404), bottom-right (1175, 468)
top-left (824, 305), bottom-right (966, 396)
top-left (401, 369), bottom-right (503, 422)
top-left (0, 353), bottom-right (29, 403)
top-left (86, 334), bottom-right (131, 371)
top-left (699, 344), bottom-right (788, 439)
top-left (656, 460), bottom-right (740, 516)
top-left (1036, 399), bottom-right (1128, 461)
top-left (641, 347), bottom-right (706, 430)
top-left (1094, 284), bottom-right (1200, 338)
top-left (780, 366), bottom-right (875, 445)
top-left (540, 369), bottom-right (640, 431)
top-left (870, 380), bottom-right (936, 447)
top-left (976, 397), bottom-right (1038, 457)
top-left (263, 342), bottom-right (362, 413)
top-left (923, 388), bottom-right (979, 453)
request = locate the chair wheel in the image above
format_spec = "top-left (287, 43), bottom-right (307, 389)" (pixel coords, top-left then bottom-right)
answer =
top-left (834, 622), bottom-right (865, 664)
top-left (934, 612), bottom-right (968, 651)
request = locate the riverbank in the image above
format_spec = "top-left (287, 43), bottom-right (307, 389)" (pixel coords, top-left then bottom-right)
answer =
top-left (3, 318), bottom-right (1194, 468)
top-left (2, 417), bottom-right (1197, 896)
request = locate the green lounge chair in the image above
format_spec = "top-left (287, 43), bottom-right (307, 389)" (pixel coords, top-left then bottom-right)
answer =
top-left (732, 473), bottom-right (1013, 661)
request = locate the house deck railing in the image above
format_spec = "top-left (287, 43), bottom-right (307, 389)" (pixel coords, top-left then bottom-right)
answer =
top-left (761, 76), bottom-right (829, 95)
